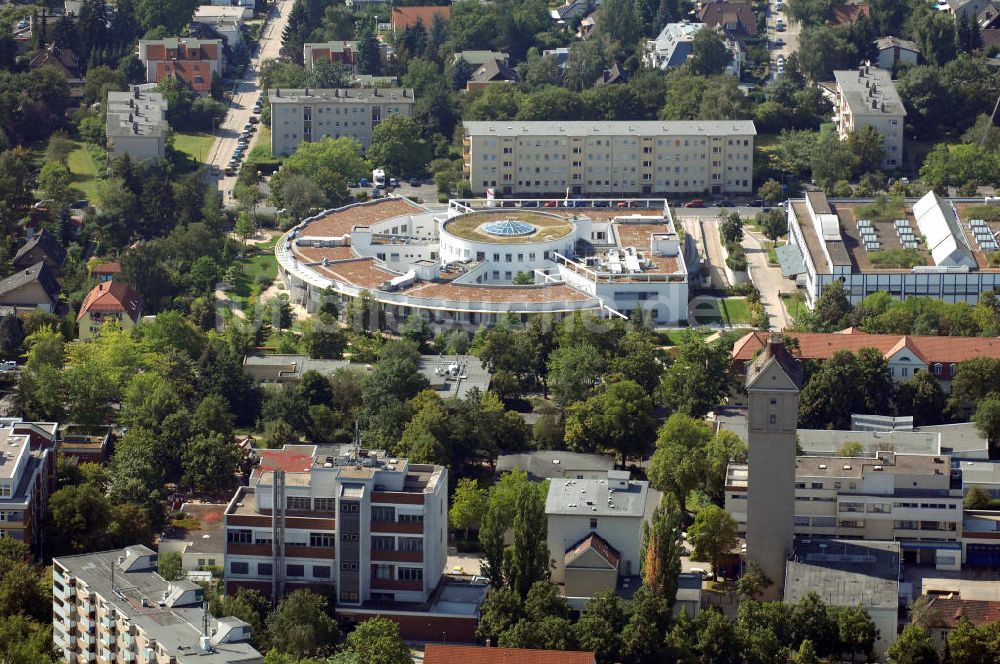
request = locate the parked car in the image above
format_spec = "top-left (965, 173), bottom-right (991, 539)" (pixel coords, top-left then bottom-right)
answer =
top-left (749, 199), bottom-right (765, 207)
top-left (684, 199), bottom-right (705, 208)
top-left (69, 199), bottom-right (89, 209)
top-left (716, 199), bottom-right (734, 207)
top-left (359, 177), bottom-right (370, 187)
top-left (388, 177), bottom-right (399, 187)
top-left (521, 200), bottom-right (538, 207)
top-left (543, 200), bottom-right (558, 207)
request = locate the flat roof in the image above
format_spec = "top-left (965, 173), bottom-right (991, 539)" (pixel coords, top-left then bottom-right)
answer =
top-left (795, 452), bottom-right (951, 479)
top-left (54, 548), bottom-right (261, 663)
top-left (545, 476), bottom-right (658, 518)
top-left (833, 67), bottom-right (906, 116)
top-left (442, 210), bottom-right (574, 244)
top-left (785, 539), bottom-right (899, 609)
top-left (958, 460), bottom-right (1000, 486)
top-left (160, 503), bottom-right (227, 556)
top-left (0, 428), bottom-right (28, 481)
top-left (269, 87), bottom-right (414, 104)
top-left (497, 451), bottom-right (616, 479)
top-left (464, 120), bottom-right (757, 137)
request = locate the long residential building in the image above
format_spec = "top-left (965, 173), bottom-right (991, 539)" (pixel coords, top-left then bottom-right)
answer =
top-left (732, 329), bottom-right (1000, 390)
top-left (276, 196), bottom-right (690, 329)
top-left (268, 87), bottom-right (415, 155)
top-left (782, 190), bottom-right (1000, 309)
top-left (106, 86), bottom-right (168, 161)
top-left (462, 120), bottom-right (756, 197)
top-left (726, 451), bottom-right (965, 570)
top-left (224, 444), bottom-right (447, 606)
top-left (833, 66), bottom-right (905, 170)
top-left (0, 418), bottom-right (57, 556)
top-left (53, 545), bottom-right (263, 664)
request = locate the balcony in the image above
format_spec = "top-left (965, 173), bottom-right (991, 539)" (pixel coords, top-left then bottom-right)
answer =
top-left (370, 549), bottom-right (423, 563)
top-left (370, 578), bottom-right (423, 592)
top-left (370, 521), bottom-right (423, 535)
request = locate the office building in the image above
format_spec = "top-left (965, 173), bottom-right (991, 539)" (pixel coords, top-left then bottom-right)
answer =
top-left (782, 190), bottom-right (1000, 309)
top-left (727, 451), bottom-right (964, 569)
top-left (743, 337), bottom-right (802, 599)
top-left (0, 418), bottom-right (57, 556)
top-left (463, 120), bottom-right (756, 197)
top-left (53, 545), bottom-right (262, 664)
top-left (833, 66), bottom-right (905, 170)
top-left (268, 87), bottom-right (415, 155)
top-left (223, 444), bottom-right (447, 606)
top-left (277, 196), bottom-right (690, 329)
top-left (106, 86), bottom-right (169, 161)
top-left (545, 470), bottom-right (659, 604)
top-left (138, 38), bottom-right (224, 93)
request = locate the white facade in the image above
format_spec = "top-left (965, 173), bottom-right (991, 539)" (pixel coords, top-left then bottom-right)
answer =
top-left (269, 88), bottom-right (415, 155)
top-left (644, 21), bottom-right (742, 76)
top-left (833, 66), bottom-right (906, 171)
top-left (464, 121), bottom-right (756, 197)
top-left (106, 86), bottom-right (168, 161)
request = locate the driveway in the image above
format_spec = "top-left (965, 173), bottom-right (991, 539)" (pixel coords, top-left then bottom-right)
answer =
top-left (743, 228), bottom-right (792, 331)
top-left (207, 0), bottom-right (294, 203)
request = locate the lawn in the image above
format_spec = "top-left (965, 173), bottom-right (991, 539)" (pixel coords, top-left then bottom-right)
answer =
top-left (691, 297), bottom-right (751, 325)
top-left (781, 290), bottom-right (807, 322)
top-left (173, 132), bottom-right (215, 164)
top-left (66, 141), bottom-right (103, 204)
top-left (228, 234), bottom-right (280, 302)
top-left (766, 241), bottom-right (785, 266)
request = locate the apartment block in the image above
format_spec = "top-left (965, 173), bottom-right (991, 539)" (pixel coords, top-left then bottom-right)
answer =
top-left (0, 418), bottom-right (56, 556)
top-left (53, 545), bottom-right (262, 664)
top-left (833, 66), bottom-right (905, 170)
top-left (303, 42), bottom-right (358, 71)
top-left (106, 86), bottom-right (168, 162)
top-left (463, 120), bottom-right (756, 197)
top-left (726, 451), bottom-right (964, 569)
top-left (223, 444), bottom-right (447, 607)
top-left (268, 87), bottom-right (415, 156)
top-left (138, 38), bottom-right (224, 93)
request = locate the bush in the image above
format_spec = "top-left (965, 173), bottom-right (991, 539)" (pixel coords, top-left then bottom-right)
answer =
top-left (726, 244), bottom-right (748, 272)
top-left (868, 247), bottom-right (925, 268)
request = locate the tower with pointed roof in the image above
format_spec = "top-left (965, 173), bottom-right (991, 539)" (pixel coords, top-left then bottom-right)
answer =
top-left (744, 336), bottom-right (803, 599)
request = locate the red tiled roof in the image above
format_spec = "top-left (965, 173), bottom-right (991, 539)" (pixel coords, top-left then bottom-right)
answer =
top-left (565, 532), bottom-right (621, 568)
top-left (832, 3), bottom-right (870, 25)
top-left (391, 5), bottom-right (451, 29)
top-left (732, 330), bottom-right (1000, 366)
top-left (698, 1), bottom-right (758, 36)
top-left (92, 261), bottom-right (121, 275)
top-left (923, 597), bottom-right (1000, 629)
top-left (425, 645), bottom-right (595, 664)
top-left (77, 281), bottom-right (142, 322)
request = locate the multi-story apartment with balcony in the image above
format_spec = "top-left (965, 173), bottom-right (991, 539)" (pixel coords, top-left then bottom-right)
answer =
top-left (833, 65), bottom-right (906, 170)
top-left (463, 120), bottom-right (756, 197)
top-left (138, 38), bottom-right (224, 94)
top-left (52, 545), bottom-right (262, 664)
top-left (106, 86), bottom-right (169, 161)
top-left (268, 87), bottom-right (415, 156)
top-left (223, 444), bottom-right (447, 607)
top-left (726, 451), bottom-right (964, 569)
top-left (0, 418), bottom-right (57, 556)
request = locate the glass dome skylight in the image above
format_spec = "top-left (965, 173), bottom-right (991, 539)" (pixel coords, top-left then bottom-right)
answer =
top-left (482, 220), bottom-right (535, 237)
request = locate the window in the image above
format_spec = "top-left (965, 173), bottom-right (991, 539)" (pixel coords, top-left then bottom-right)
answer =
top-left (372, 506), bottom-right (395, 522)
top-left (398, 513), bottom-right (423, 524)
top-left (341, 502), bottom-right (359, 513)
top-left (286, 565), bottom-right (305, 577)
top-left (229, 562), bottom-right (249, 575)
top-left (398, 567), bottom-right (423, 582)
top-left (341, 591), bottom-right (359, 601)
top-left (373, 536), bottom-right (395, 551)
top-left (314, 498), bottom-right (336, 511)
top-left (341, 533), bottom-right (359, 542)
top-left (310, 533), bottom-right (335, 548)
top-left (398, 537), bottom-right (423, 552)
top-left (811, 482), bottom-right (823, 489)
top-left (257, 563), bottom-right (272, 576)
top-left (589, 518), bottom-right (598, 529)
top-left (227, 529), bottom-right (252, 544)
top-left (341, 562), bottom-right (359, 571)
top-left (287, 496), bottom-right (311, 510)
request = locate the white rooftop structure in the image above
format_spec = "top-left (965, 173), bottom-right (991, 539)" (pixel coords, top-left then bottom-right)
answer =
top-left (913, 191), bottom-right (978, 268)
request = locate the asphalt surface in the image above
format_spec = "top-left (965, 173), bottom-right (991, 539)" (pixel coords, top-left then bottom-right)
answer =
top-left (207, 0), bottom-right (293, 202)
top-left (769, 0), bottom-right (802, 80)
top-left (743, 228), bottom-right (793, 330)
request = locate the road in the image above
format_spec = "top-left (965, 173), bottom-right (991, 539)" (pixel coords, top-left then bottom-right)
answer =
top-left (768, 0), bottom-right (802, 80)
top-left (742, 228), bottom-right (792, 330)
top-left (207, 0), bottom-right (293, 203)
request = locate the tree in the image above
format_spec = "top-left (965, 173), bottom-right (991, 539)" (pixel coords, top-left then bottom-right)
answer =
top-left (509, 485), bottom-right (551, 599)
top-left (235, 211), bottom-right (256, 244)
top-left (302, 315), bottom-right (346, 359)
top-left (950, 358), bottom-right (1000, 420)
top-left (690, 28), bottom-right (731, 76)
top-left (965, 485), bottom-right (992, 510)
top-left (344, 618), bottom-right (410, 664)
top-left (975, 395), bottom-right (1000, 449)
top-left (641, 497), bottom-right (684, 603)
top-left (847, 126), bottom-right (886, 176)
top-left (758, 179), bottom-right (784, 204)
top-left (368, 116), bottom-right (431, 178)
top-left (837, 441), bottom-right (865, 457)
top-left (838, 606), bottom-right (879, 662)
top-left (266, 590), bottom-right (338, 658)
top-left (648, 413), bottom-right (712, 513)
top-left (705, 430), bottom-right (747, 501)
top-left (574, 592), bottom-right (627, 664)
top-left (687, 505), bottom-right (738, 579)
top-left (0, 615), bottom-right (59, 664)
top-left (476, 587), bottom-right (524, 643)
top-left (37, 161), bottom-right (74, 218)
top-left (757, 208), bottom-right (788, 244)
top-left (264, 420), bottom-right (299, 449)
top-left (798, 26), bottom-right (858, 82)
top-left (719, 212), bottom-right (744, 245)
top-left (547, 344), bottom-right (605, 408)
top-left (182, 434), bottom-right (241, 493)
top-left (449, 478), bottom-right (487, 539)
top-left (158, 551), bottom-right (184, 581)
top-left (46, 483), bottom-right (112, 555)
top-left (357, 30), bottom-right (381, 75)
top-left (810, 280), bottom-right (853, 332)
top-left (271, 137), bottom-right (367, 209)
top-left (920, 143), bottom-right (999, 190)
top-left (564, 380), bottom-right (656, 463)
top-left (660, 333), bottom-right (732, 417)
top-left (0, 315), bottom-right (25, 359)
top-left (811, 130), bottom-right (856, 191)
top-left (887, 624), bottom-right (939, 664)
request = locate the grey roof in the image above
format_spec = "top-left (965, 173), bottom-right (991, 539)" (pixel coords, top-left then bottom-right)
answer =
top-left (106, 86), bottom-right (168, 138)
top-left (833, 67), bottom-right (906, 117)
top-left (545, 474), bottom-right (659, 518)
top-left (922, 422), bottom-right (990, 458)
top-left (0, 261), bottom-right (60, 302)
top-left (797, 428), bottom-right (941, 456)
top-left (13, 229), bottom-right (65, 268)
top-left (268, 87), bottom-right (414, 104)
top-left (958, 460), bottom-right (1000, 487)
top-left (452, 50), bottom-right (509, 66)
top-left (464, 120), bottom-right (757, 137)
top-left (497, 451), bottom-right (616, 479)
top-left (54, 548), bottom-right (262, 663)
top-left (875, 36), bottom-right (919, 52)
top-left (784, 539), bottom-right (900, 610)
top-left (776, 243), bottom-right (806, 277)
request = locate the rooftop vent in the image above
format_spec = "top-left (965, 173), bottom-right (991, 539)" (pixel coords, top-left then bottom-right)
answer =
top-left (819, 464), bottom-right (827, 470)
top-left (843, 464), bottom-right (852, 470)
